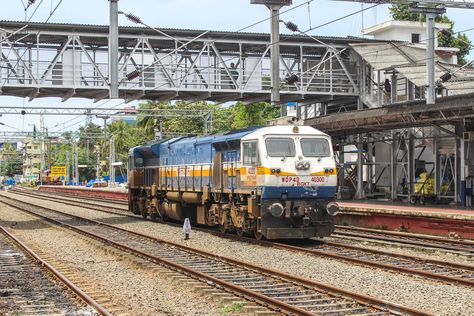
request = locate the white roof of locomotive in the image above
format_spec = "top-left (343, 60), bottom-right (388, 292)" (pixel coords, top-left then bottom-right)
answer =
top-left (242, 125), bottom-right (329, 141)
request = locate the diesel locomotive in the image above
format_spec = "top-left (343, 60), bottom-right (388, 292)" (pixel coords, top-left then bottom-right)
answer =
top-left (128, 125), bottom-right (339, 239)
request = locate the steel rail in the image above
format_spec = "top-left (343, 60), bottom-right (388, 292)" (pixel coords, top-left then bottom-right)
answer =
top-left (333, 225), bottom-right (474, 253)
top-left (11, 189), bottom-right (474, 287)
top-left (0, 225), bottom-right (112, 316)
top-left (0, 194), bottom-right (430, 316)
top-left (40, 187), bottom-right (474, 253)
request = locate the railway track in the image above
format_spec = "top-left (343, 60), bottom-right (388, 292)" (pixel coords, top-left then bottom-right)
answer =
top-left (10, 189), bottom-right (474, 287)
top-left (0, 224), bottom-right (110, 316)
top-left (17, 189), bottom-right (474, 254)
top-left (0, 194), bottom-right (428, 316)
top-left (332, 226), bottom-right (474, 255)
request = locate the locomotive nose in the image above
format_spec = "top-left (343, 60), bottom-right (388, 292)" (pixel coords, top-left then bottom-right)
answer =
top-left (295, 160), bottom-right (311, 170)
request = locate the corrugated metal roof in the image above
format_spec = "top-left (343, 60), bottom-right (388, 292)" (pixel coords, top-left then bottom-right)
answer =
top-left (394, 62), bottom-right (474, 95)
top-left (0, 20), bottom-right (383, 44)
top-left (350, 42), bottom-right (434, 71)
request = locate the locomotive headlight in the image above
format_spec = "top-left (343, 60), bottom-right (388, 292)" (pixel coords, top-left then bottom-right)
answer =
top-left (326, 202), bottom-right (340, 216)
top-left (268, 202), bottom-right (285, 217)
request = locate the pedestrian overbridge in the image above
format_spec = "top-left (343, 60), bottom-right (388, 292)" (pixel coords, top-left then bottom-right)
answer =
top-left (0, 21), bottom-right (365, 105)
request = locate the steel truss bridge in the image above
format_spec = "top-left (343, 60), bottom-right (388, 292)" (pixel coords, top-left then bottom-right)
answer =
top-left (0, 21), bottom-right (364, 107)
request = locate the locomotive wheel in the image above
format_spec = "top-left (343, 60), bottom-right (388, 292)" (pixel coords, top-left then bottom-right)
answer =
top-left (235, 227), bottom-right (244, 237)
top-left (150, 213), bottom-right (161, 222)
top-left (219, 224), bottom-right (227, 234)
top-left (254, 230), bottom-right (264, 240)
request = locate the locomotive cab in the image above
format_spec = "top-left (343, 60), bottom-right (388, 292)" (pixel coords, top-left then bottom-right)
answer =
top-left (240, 125), bottom-right (338, 239)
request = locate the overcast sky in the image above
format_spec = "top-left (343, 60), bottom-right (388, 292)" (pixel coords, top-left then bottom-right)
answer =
top-left (0, 0), bottom-right (473, 134)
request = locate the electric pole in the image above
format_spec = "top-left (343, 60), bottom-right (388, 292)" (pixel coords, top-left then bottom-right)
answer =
top-left (251, 1), bottom-right (293, 116)
top-left (65, 150), bottom-right (70, 185)
top-left (74, 145), bottom-right (79, 186)
top-left (410, 5), bottom-right (446, 104)
top-left (109, 135), bottom-right (115, 185)
top-left (109, 0), bottom-right (119, 99)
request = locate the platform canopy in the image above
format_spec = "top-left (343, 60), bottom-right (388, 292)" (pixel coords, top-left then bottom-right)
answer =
top-left (350, 42), bottom-right (474, 96)
top-left (393, 62), bottom-right (474, 95)
top-left (305, 92), bottom-right (474, 136)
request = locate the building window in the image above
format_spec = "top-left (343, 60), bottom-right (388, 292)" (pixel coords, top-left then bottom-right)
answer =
top-left (411, 33), bottom-right (420, 43)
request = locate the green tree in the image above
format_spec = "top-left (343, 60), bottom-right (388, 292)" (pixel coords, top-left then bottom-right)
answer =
top-left (107, 120), bottom-right (149, 165)
top-left (0, 144), bottom-right (23, 177)
top-left (137, 100), bottom-right (278, 138)
top-left (231, 101), bottom-right (279, 129)
top-left (137, 101), bottom-right (233, 138)
top-left (389, 4), bottom-right (472, 65)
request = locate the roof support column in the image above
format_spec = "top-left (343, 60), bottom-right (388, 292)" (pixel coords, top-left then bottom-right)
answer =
top-left (390, 73), bottom-right (397, 103)
top-left (367, 136), bottom-right (373, 194)
top-left (391, 132), bottom-right (398, 201)
top-left (355, 134), bottom-right (365, 199)
top-left (337, 143), bottom-right (345, 199)
top-left (407, 130), bottom-right (415, 201)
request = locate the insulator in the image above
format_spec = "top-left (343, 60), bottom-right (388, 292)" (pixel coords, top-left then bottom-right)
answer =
top-left (440, 29), bottom-right (452, 37)
top-left (27, 0), bottom-right (36, 7)
top-left (126, 70), bottom-right (140, 81)
top-left (284, 21), bottom-right (299, 33)
top-left (125, 13), bottom-right (142, 25)
top-left (285, 74), bottom-right (299, 85)
top-left (440, 72), bottom-right (452, 82)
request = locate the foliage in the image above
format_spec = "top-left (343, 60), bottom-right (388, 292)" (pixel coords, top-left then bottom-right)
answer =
top-left (137, 100), bottom-right (278, 139)
top-left (0, 144), bottom-right (23, 177)
top-left (219, 302), bottom-right (244, 315)
top-left (389, 4), bottom-right (472, 65)
top-left (34, 100), bottom-right (278, 182)
top-left (230, 101), bottom-right (279, 129)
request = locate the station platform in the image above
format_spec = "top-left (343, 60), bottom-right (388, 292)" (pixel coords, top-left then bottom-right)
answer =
top-left (38, 185), bottom-right (128, 201)
top-left (336, 201), bottom-right (474, 240)
top-left (37, 185), bottom-right (474, 239)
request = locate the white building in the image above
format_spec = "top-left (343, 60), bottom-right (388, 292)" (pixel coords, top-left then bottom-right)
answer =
top-left (22, 138), bottom-right (41, 180)
top-left (363, 20), bottom-right (458, 64)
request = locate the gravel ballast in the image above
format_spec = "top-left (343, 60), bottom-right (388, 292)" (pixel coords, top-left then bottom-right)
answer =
top-left (3, 191), bottom-right (474, 315)
top-left (0, 202), bottom-right (225, 316)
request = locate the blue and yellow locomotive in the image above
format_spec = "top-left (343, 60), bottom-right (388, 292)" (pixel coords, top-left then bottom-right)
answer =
top-left (128, 125), bottom-right (339, 239)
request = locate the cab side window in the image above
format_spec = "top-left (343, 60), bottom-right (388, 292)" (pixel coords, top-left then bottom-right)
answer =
top-left (242, 141), bottom-right (259, 166)
top-left (135, 157), bottom-right (143, 168)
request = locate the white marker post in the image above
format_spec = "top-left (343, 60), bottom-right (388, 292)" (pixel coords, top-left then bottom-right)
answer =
top-left (183, 218), bottom-right (191, 240)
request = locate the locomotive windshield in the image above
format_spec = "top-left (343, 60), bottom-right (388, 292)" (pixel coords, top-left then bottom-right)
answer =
top-left (300, 138), bottom-right (330, 157)
top-left (265, 137), bottom-right (295, 157)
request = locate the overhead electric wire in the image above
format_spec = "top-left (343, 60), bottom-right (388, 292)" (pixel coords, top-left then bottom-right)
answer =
top-left (1, 0), bottom-right (65, 88)
top-left (52, 0), bottom-right (316, 132)
top-left (112, 1), bottom-right (369, 105)
top-left (116, 2), bottom-right (382, 108)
